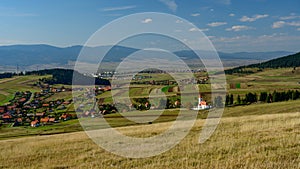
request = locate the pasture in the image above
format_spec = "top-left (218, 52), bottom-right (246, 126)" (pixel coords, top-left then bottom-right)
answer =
top-left (0, 110), bottom-right (298, 168)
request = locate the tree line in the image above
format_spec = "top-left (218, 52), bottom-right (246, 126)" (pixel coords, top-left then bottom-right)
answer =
top-left (0, 68), bottom-right (111, 85)
top-left (225, 90), bottom-right (300, 106)
top-left (0, 72), bottom-right (14, 79)
top-left (28, 68), bottom-right (110, 85)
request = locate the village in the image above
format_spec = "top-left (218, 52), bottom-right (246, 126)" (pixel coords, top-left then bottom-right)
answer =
top-left (0, 68), bottom-right (215, 129)
top-left (0, 82), bottom-right (74, 127)
top-left (0, 76), bottom-right (170, 128)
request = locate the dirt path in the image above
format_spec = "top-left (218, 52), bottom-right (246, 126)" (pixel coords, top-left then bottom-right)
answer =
top-left (0, 90), bottom-right (9, 96)
top-left (0, 77), bottom-right (18, 84)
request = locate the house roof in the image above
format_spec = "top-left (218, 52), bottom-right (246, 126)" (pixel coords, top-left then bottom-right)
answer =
top-left (62, 101), bottom-right (70, 105)
top-left (40, 117), bottom-right (49, 122)
top-left (2, 114), bottom-right (12, 119)
top-left (35, 112), bottom-right (45, 117)
top-left (61, 114), bottom-right (72, 118)
top-left (200, 101), bottom-right (207, 106)
top-left (19, 98), bottom-right (26, 102)
top-left (42, 104), bottom-right (49, 107)
top-left (49, 118), bottom-right (55, 122)
top-left (31, 120), bottom-right (39, 125)
top-left (7, 105), bottom-right (16, 110)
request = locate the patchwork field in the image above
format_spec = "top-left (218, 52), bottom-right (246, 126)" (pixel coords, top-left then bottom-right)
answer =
top-left (227, 68), bottom-right (300, 95)
top-left (0, 75), bottom-right (49, 105)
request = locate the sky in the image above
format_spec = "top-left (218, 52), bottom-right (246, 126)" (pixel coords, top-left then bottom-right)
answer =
top-left (0, 0), bottom-right (299, 52)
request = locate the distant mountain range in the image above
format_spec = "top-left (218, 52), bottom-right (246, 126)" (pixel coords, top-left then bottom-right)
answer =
top-left (0, 44), bottom-right (294, 67)
top-left (0, 44), bottom-right (137, 66)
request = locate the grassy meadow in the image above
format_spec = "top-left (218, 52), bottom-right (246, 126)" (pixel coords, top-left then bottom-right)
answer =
top-left (0, 109), bottom-right (299, 168)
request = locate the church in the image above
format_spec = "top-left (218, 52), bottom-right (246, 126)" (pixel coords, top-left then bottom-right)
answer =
top-left (192, 94), bottom-right (211, 110)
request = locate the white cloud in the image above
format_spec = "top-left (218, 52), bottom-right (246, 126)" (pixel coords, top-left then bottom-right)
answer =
top-left (211, 33), bottom-right (300, 52)
top-left (272, 21), bottom-right (285, 28)
top-left (141, 18), bottom-right (153, 24)
top-left (191, 13), bottom-right (200, 17)
top-left (280, 15), bottom-right (300, 20)
top-left (213, 35), bottom-right (249, 43)
top-left (279, 14), bottom-right (300, 20)
top-left (175, 19), bottom-right (183, 23)
top-left (189, 28), bottom-right (198, 32)
top-left (240, 14), bottom-right (269, 22)
top-left (257, 33), bottom-right (289, 40)
top-left (229, 13), bottom-right (235, 17)
top-left (272, 21), bottom-right (300, 28)
top-left (226, 25), bottom-right (255, 31)
top-left (288, 21), bottom-right (300, 26)
top-left (102, 5), bottom-right (136, 12)
top-left (207, 22), bottom-right (227, 27)
top-left (199, 28), bottom-right (209, 32)
top-left (159, 0), bottom-right (177, 12)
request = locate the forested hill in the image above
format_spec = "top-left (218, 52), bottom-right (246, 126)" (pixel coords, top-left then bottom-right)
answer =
top-left (225, 52), bottom-right (300, 74)
top-left (0, 68), bottom-right (110, 85)
top-left (26, 69), bottom-right (110, 85)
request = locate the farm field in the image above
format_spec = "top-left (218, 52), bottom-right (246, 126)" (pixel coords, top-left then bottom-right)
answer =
top-left (0, 75), bottom-right (50, 105)
top-left (97, 67), bottom-right (300, 105)
top-left (227, 68), bottom-right (300, 95)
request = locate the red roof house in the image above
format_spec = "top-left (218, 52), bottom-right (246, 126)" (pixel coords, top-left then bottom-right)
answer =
top-left (40, 117), bottom-right (49, 123)
top-left (31, 120), bottom-right (39, 127)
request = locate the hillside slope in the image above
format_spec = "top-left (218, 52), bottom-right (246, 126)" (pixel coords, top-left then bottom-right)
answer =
top-left (248, 52), bottom-right (300, 68)
top-left (0, 111), bottom-right (299, 168)
top-left (226, 52), bottom-right (300, 74)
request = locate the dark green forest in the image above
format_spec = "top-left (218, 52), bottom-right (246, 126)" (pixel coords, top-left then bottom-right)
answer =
top-left (225, 90), bottom-right (300, 106)
top-left (27, 69), bottom-right (110, 85)
top-left (225, 52), bottom-right (300, 74)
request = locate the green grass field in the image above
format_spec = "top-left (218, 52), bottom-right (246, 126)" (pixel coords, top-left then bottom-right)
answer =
top-left (0, 119), bottom-right (81, 140)
top-left (0, 75), bottom-right (50, 105)
top-left (45, 91), bottom-right (73, 102)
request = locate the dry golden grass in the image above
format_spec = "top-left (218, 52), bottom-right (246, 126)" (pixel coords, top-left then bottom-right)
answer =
top-left (0, 112), bottom-right (299, 169)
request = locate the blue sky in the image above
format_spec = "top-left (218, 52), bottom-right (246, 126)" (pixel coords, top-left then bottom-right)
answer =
top-left (0, 0), bottom-right (299, 52)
